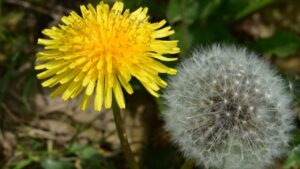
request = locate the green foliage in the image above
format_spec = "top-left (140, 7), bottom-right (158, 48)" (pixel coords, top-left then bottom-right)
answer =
top-left (13, 159), bottom-right (34, 169)
top-left (69, 144), bottom-right (116, 169)
top-left (41, 159), bottom-right (74, 169)
top-left (283, 131), bottom-right (300, 169)
top-left (235, 0), bottom-right (276, 20)
top-left (8, 143), bottom-right (115, 169)
top-left (12, 157), bottom-right (37, 169)
top-left (166, 0), bottom-right (246, 55)
top-left (283, 140), bottom-right (300, 169)
top-left (0, 51), bottom-right (20, 101)
top-left (167, 0), bottom-right (199, 24)
top-left (284, 145), bottom-right (300, 169)
top-left (142, 145), bottom-right (179, 169)
top-left (164, 0), bottom-right (299, 59)
top-left (255, 31), bottom-right (300, 58)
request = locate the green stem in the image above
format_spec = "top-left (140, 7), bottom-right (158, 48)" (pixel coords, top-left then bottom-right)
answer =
top-left (180, 159), bottom-right (194, 169)
top-left (112, 103), bottom-right (140, 169)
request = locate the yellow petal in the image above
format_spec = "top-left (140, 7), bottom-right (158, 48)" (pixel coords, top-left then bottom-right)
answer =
top-left (152, 28), bottom-right (174, 38)
top-left (143, 83), bottom-right (159, 97)
top-left (50, 82), bottom-right (71, 98)
top-left (117, 74), bottom-right (133, 94)
top-left (62, 81), bottom-right (81, 100)
top-left (113, 79), bottom-right (125, 109)
top-left (35, 60), bottom-right (68, 70)
top-left (147, 59), bottom-right (177, 75)
top-left (87, 4), bottom-right (96, 15)
top-left (111, 1), bottom-right (124, 13)
top-left (86, 79), bottom-right (96, 96)
top-left (151, 20), bottom-right (166, 30)
top-left (149, 53), bottom-right (178, 61)
top-left (104, 74), bottom-right (113, 108)
top-left (94, 75), bottom-right (104, 111)
top-left (37, 67), bottom-right (62, 79)
top-left (81, 94), bottom-right (91, 110)
top-left (73, 72), bottom-right (84, 82)
top-left (70, 85), bottom-right (83, 99)
top-left (38, 39), bottom-right (57, 45)
top-left (59, 70), bottom-right (79, 84)
top-left (80, 5), bottom-right (90, 19)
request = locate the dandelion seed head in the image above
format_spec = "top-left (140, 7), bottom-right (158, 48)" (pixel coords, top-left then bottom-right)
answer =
top-left (163, 44), bottom-right (294, 169)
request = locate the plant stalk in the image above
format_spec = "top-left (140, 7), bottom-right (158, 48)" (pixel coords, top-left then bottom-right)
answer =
top-left (112, 103), bottom-right (140, 169)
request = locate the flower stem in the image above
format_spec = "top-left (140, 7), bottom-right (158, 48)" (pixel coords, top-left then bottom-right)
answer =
top-left (112, 103), bottom-right (140, 169)
top-left (180, 159), bottom-right (194, 169)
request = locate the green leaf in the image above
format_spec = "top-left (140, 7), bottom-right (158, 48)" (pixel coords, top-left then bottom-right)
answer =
top-left (171, 24), bottom-right (193, 56)
top-left (292, 132), bottom-right (300, 146)
top-left (143, 145), bottom-right (178, 169)
top-left (166, 0), bottom-right (181, 24)
top-left (78, 146), bottom-right (99, 159)
top-left (41, 159), bottom-right (74, 169)
top-left (12, 159), bottom-right (33, 169)
top-left (284, 145), bottom-right (300, 169)
top-left (255, 31), bottom-right (300, 58)
top-left (198, 0), bottom-right (222, 20)
top-left (166, 0), bottom-right (200, 24)
top-left (223, 0), bottom-right (248, 21)
top-left (10, 156), bottom-right (39, 169)
top-left (21, 72), bottom-right (37, 111)
top-left (28, 138), bottom-right (44, 151)
top-left (139, 0), bottom-right (169, 19)
top-left (68, 144), bottom-right (115, 169)
top-left (235, 0), bottom-right (277, 20)
top-left (0, 51), bottom-right (20, 101)
top-left (69, 144), bottom-right (98, 158)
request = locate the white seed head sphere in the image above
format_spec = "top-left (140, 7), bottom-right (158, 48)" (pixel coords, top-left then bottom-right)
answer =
top-left (163, 44), bottom-right (294, 169)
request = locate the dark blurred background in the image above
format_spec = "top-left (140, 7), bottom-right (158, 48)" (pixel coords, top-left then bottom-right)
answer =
top-left (0, 0), bottom-right (300, 169)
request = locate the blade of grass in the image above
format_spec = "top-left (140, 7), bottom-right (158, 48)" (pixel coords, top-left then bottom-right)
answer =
top-left (0, 51), bottom-right (20, 102)
top-left (234, 0), bottom-right (277, 21)
top-left (21, 71), bottom-right (37, 112)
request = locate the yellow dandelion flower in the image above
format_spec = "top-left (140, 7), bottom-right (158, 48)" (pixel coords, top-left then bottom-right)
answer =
top-left (36, 1), bottom-right (180, 111)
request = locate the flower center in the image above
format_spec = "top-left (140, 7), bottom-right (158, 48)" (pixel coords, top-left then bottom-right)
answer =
top-left (72, 11), bottom-right (152, 64)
